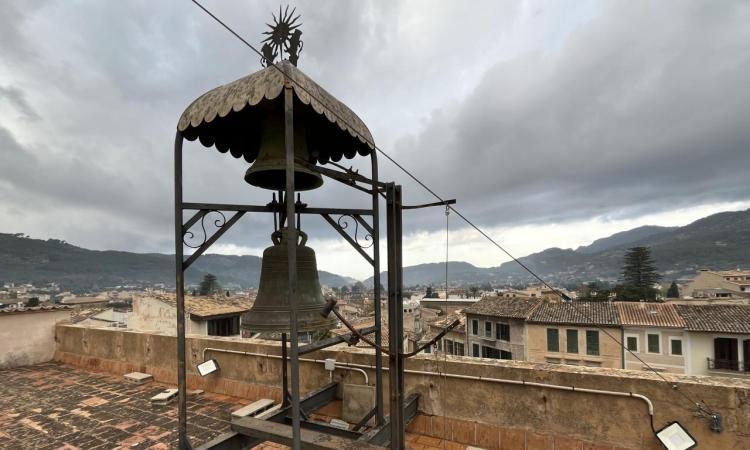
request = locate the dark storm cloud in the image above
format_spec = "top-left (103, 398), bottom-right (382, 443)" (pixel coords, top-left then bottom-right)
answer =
top-left (396, 0), bottom-right (750, 231)
top-left (0, 0), bottom-right (748, 261)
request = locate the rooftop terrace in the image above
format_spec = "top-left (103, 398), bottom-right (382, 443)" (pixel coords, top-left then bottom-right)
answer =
top-left (0, 362), bottom-right (240, 449)
top-left (44, 324), bottom-right (750, 449)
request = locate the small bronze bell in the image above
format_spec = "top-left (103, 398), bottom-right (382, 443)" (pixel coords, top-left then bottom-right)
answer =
top-left (244, 114), bottom-right (323, 191)
top-left (242, 228), bottom-right (336, 333)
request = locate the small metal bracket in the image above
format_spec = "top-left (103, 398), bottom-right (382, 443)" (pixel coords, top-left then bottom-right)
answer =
top-left (710, 413), bottom-right (723, 433)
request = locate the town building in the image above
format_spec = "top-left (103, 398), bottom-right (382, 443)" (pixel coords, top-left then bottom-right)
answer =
top-left (675, 304), bottom-right (750, 377)
top-left (421, 311), bottom-right (466, 356)
top-left (0, 305), bottom-right (71, 368)
top-left (616, 302), bottom-right (687, 374)
top-left (526, 301), bottom-right (622, 368)
top-left (683, 268), bottom-right (750, 299)
top-left (130, 293), bottom-right (250, 337)
top-left (464, 297), bottom-right (541, 360)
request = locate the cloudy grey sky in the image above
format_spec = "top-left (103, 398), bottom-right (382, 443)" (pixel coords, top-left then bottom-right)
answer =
top-left (1, 0), bottom-right (749, 279)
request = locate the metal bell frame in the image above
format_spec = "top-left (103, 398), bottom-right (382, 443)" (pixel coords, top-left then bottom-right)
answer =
top-left (174, 69), bottom-right (455, 447)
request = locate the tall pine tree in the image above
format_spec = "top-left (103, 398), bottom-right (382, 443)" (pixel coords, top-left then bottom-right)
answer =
top-left (198, 273), bottom-right (221, 296)
top-left (618, 247), bottom-right (661, 301)
top-left (666, 281), bottom-right (680, 298)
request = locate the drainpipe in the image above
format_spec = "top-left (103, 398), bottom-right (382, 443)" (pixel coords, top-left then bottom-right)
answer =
top-left (202, 347), bottom-right (368, 384)
top-left (201, 347), bottom-right (653, 420)
top-left (621, 327), bottom-right (626, 369)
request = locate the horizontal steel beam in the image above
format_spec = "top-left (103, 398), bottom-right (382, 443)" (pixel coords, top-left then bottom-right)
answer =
top-left (197, 431), bottom-right (261, 450)
top-left (267, 382), bottom-right (338, 424)
top-left (280, 417), bottom-right (362, 440)
top-left (182, 202), bottom-right (373, 216)
top-left (231, 417), bottom-right (381, 450)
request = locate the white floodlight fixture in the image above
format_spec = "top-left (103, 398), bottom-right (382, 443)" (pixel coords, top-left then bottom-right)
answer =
top-left (655, 422), bottom-right (696, 450)
top-left (197, 359), bottom-right (220, 377)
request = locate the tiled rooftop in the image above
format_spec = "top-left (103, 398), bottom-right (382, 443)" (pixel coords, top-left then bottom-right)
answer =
top-left (674, 304), bottom-right (750, 333)
top-left (0, 304), bottom-right (71, 315)
top-left (463, 297), bottom-right (541, 319)
top-left (615, 302), bottom-right (686, 328)
top-left (527, 301), bottom-right (620, 326)
top-left (0, 362), bottom-right (242, 449)
top-left (426, 312), bottom-right (466, 333)
top-left (146, 294), bottom-right (251, 319)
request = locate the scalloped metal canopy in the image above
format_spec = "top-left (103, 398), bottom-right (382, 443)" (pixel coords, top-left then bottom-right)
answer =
top-left (177, 60), bottom-right (374, 165)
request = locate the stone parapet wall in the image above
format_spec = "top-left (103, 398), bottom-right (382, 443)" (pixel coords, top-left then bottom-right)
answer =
top-left (55, 324), bottom-right (750, 450)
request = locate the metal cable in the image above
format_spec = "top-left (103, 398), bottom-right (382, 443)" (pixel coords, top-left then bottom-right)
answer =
top-left (189, 0), bottom-right (715, 416)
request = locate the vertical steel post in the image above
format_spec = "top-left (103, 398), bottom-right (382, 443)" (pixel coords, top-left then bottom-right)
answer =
top-left (371, 152), bottom-right (384, 425)
top-left (282, 332), bottom-right (289, 407)
top-left (174, 131), bottom-right (190, 450)
top-left (386, 183), bottom-right (405, 449)
top-left (283, 82), bottom-right (302, 450)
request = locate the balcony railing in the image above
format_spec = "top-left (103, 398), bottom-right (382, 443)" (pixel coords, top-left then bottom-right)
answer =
top-left (707, 358), bottom-right (748, 372)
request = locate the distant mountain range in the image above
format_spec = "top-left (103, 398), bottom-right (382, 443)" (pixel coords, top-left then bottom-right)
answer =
top-left (366, 209), bottom-right (750, 287)
top-left (3, 208), bottom-right (749, 291)
top-left (0, 234), bottom-right (356, 291)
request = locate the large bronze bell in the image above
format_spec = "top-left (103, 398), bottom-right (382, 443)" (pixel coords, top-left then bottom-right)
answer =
top-left (243, 228), bottom-right (336, 333)
top-left (244, 114), bottom-right (323, 191)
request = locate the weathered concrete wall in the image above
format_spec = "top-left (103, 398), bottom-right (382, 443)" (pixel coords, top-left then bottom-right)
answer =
top-left (129, 296), bottom-right (204, 335)
top-left (0, 310), bottom-right (70, 368)
top-left (54, 324), bottom-right (750, 450)
top-left (527, 324), bottom-right (622, 368)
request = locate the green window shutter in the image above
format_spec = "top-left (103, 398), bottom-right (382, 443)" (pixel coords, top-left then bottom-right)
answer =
top-left (647, 334), bottom-right (660, 353)
top-left (586, 330), bottom-right (599, 356)
top-left (547, 328), bottom-right (559, 352)
top-left (566, 329), bottom-right (579, 353)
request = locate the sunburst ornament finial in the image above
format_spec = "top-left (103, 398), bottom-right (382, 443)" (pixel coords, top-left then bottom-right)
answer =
top-left (261, 6), bottom-right (303, 67)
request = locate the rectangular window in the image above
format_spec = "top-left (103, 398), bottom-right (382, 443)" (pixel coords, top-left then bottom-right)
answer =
top-left (471, 319), bottom-right (479, 336)
top-left (566, 329), bottom-right (579, 353)
top-left (500, 350), bottom-right (512, 360)
top-left (547, 328), bottom-right (559, 352)
top-left (496, 323), bottom-right (510, 341)
top-left (626, 336), bottom-right (638, 352)
top-left (472, 343), bottom-right (480, 357)
top-left (586, 330), bottom-right (599, 356)
top-left (647, 334), bottom-right (660, 353)
top-left (484, 321), bottom-right (492, 337)
top-left (208, 316), bottom-right (240, 336)
top-left (482, 346), bottom-right (501, 359)
top-left (445, 339), bottom-right (454, 355)
top-left (454, 342), bottom-right (465, 356)
top-left (670, 338), bottom-right (683, 356)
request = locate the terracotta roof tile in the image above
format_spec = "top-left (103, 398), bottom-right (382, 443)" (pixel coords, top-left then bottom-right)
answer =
top-left (528, 301), bottom-right (620, 326)
top-left (464, 297), bottom-right (541, 319)
top-left (675, 304), bottom-right (750, 333)
top-left (147, 294), bottom-right (250, 319)
top-left (615, 302), bottom-right (685, 328)
top-left (0, 304), bottom-right (71, 315)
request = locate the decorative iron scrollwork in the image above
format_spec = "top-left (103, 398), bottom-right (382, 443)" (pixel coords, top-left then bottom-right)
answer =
top-left (337, 214), bottom-right (373, 249)
top-left (183, 210), bottom-right (227, 248)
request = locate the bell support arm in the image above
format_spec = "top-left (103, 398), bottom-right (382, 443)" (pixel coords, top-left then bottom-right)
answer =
top-left (321, 213), bottom-right (374, 266)
top-left (296, 159), bottom-right (387, 191)
top-left (182, 211), bottom-right (245, 270)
